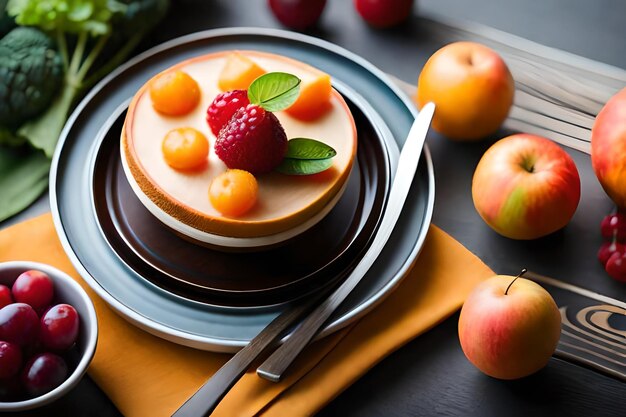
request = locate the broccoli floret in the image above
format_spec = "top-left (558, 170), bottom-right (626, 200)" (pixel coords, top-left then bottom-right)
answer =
top-left (0, 27), bottom-right (63, 128)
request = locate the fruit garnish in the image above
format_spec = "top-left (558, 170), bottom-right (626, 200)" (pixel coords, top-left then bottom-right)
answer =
top-left (214, 73), bottom-right (300, 174)
top-left (285, 73), bottom-right (332, 120)
top-left (276, 138), bottom-right (337, 175)
top-left (12, 270), bottom-right (53, 313)
top-left (150, 70), bottom-right (201, 116)
top-left (600, 212), bottom-right (626, 241)
top-left (247, 72), bottom-right (302, 112)
top-left (206, 89), bottom-right (250, 136)
top-left (209, 169), bottom-right (258, 217)
top-left (215, 105), bottom-right (288, 174)
top-left (162, 127), bottom-right (209, 171)
top-left (214, 72), bottom-right (336, 175)
top-left (218, 52), bottom-right (266, 92)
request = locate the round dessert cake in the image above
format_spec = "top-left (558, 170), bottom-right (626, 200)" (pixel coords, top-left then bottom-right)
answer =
top-left (121, 50), bottom-right (357, 241)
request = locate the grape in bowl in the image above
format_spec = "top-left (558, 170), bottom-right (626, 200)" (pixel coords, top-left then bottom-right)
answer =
top-left (0, 262), bottom-right (98, 411)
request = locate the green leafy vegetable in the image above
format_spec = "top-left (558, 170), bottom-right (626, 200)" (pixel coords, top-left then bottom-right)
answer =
top-left (0, 0), bottom-right (169, 221)
top-left (0, 27), bottom-right (63, 128)
top-left (6, 0), bottom-right (169, 157)
top-left (0, 145), bottom-right (50, 222)
top-left (7, 0), bottom-right (127, 156)
top-left (248, 72), bottom-right (301, 112)
top-left (7, 0), bottom-right (125, 36)
top-left (285, 138), bottom-right (336, 160)
top-left (276, 157), bottom-right (334, 176)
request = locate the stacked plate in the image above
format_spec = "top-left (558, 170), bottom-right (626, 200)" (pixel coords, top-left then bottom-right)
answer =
top-left (51, 29), bottom-right (434, 352)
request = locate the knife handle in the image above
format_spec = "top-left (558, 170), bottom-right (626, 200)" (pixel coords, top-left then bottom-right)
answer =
top-left (171, 300), bottom-right (314, 417)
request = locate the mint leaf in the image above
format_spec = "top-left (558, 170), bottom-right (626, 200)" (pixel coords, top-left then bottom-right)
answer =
top-left (248, 72), bottom-right (301, 112)
top-left (276, 157), bottom-right (333, 176)
top-left (286, 138), bottom-right (336, 160)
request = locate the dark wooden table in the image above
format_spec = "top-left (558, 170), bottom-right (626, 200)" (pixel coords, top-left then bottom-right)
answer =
top-left (5, 0), bottom-right (625, 415)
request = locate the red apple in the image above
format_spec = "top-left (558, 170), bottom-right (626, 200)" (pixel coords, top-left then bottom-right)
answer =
top-left (415, 42), bottom-right (514, 141)
top-left (268, 0), bottom-right (327, 30)
top-left (354, 0), bottom-right (414, 28)
top-left (458, 274), bottom-right (561, 380)
top-left (472, 134), bottom-right (581, 239)
top-left (591, 87), bottom-right (626, 209)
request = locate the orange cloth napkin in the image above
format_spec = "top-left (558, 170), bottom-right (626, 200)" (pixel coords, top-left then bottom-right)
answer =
top-left (0, 214), bottom-right (493, 416)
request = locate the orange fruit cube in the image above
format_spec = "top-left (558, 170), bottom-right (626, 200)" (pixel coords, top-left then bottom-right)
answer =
top-left (218, 52), bottom-right (266, 91)
top-left (286, 73), bottom-right (332, 121)
top-left (150, 70), bottom-right (201, 116)
top-left (209, 169), bottom-right (258, 217)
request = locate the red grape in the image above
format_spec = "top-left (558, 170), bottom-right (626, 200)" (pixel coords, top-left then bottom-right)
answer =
top-left (268, 0), bottom-right (327, 30)
top-left (21, 353), bottom-right (68, 396)
top-left (12, 270), bottom-right (54, 311)
top-left (597, 241), bottom-right (625, 266)
top-left (0, 285), bottom-right (12, 309)
top-left (0, 341), bottom-right (22, 379)
top-left (0, 303), bottom-right (39, 346)
top-left (600, 212), bottom-right (626, 241)
top-left (40, 304), bottom-right (79, 351)
top-left (354, 0), bottom-right (414, 28)
top-left (605, 251), bottom-right (626, 282)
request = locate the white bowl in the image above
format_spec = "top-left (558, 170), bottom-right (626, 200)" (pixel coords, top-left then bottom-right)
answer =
top-left (0, 262), bottom-right (98, 411)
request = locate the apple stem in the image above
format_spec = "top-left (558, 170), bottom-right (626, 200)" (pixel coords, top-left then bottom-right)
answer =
top-left (505, 268), bottom-right (528, 295)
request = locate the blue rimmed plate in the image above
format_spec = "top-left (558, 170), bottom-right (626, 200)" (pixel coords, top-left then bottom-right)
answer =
top-left (50, 28), bottom-right (434, 352)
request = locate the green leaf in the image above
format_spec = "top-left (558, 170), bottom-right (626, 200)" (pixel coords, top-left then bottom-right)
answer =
top-left (248, 72), bottom-right (301, 112)
top-left (276, 157), bottom-right (334, 176)
top-left (18, 83), bottom-right (78, 157)
top-left (0, 145), bottom-right (50, 222)
top-left (286, 138), bottom-right (336, 160)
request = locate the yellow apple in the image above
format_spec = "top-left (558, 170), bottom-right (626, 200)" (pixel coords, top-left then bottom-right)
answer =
top-left (415, 41), bottom-right (514, 141)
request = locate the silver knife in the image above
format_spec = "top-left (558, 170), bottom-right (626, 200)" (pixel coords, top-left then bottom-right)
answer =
top-left (256, 102), bottom-right (436, 382)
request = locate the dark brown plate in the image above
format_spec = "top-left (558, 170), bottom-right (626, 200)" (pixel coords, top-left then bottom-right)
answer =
top-left (91, 96), bottom-right (391, 308)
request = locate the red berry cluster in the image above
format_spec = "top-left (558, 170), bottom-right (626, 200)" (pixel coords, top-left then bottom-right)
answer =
top-left (597, 210), bottom-right (626, 282)
top-left (0, 270), bottom-right (80, 401)
top-left (207, 90), bottom-right (287, 175)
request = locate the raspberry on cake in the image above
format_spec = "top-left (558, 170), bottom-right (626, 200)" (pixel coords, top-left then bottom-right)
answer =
top-left (206, 89), bottom-right (250, 136)
top-left (215, 105), bottom-right (288, 174)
